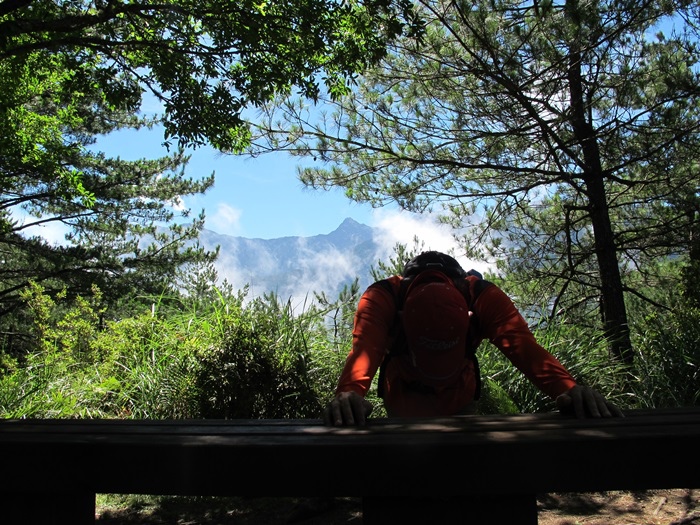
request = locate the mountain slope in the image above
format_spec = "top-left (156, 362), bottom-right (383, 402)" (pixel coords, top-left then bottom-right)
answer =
top-left (198, 218), bottom-right (381, 301)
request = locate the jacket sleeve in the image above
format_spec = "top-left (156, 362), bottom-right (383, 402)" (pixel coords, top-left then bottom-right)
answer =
top-left (335, 279), bottom-right (397, 397)
top-left (474, 283), bottom-right (577, 399)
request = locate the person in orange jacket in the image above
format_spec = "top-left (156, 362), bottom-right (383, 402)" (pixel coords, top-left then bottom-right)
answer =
top-left (323, 251), bottom-right (623, 426)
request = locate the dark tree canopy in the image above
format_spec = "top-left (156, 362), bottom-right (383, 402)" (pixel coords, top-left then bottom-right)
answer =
top-left (0, 0), bottom-right (420, 152)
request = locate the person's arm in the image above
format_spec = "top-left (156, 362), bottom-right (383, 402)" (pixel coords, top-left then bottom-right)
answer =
top-left (474, 283), bottom-right (622, 418)
top-left (323, 279), bottom-right (397, 426)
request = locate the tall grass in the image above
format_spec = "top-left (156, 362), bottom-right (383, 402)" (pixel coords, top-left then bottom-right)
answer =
top-left (0, 278), bottom-right (697, 420)
top-left (630, 306), bottom-right (700, 408)
top-left (0, 281), bottom-right (347, 419)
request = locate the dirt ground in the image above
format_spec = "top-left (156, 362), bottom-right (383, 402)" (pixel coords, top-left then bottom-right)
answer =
top-left (537, 489), bottom-right (699, 525)
top-left (96, 488), bottom-right (699, 524)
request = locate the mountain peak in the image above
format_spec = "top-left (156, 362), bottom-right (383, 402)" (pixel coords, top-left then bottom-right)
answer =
top-left (333, 217), bottom-right (371, 234)
top-left (340, 217), bottom-right (361, 227)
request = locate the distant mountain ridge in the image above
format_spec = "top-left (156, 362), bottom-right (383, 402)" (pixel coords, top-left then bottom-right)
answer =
top-left (197, 218), bottom-right (383, 301)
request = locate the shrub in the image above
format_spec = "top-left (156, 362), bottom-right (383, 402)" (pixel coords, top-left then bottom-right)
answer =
top-left (194, 292), bottom-right (324, 419)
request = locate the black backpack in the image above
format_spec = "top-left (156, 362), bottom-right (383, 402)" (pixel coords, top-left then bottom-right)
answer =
top-left (374, 251), bottom-right (492, 399)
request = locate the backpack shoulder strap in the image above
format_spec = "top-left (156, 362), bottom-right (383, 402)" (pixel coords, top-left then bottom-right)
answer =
top-left (373, 276), bottom-right (407, 399)
top-left (467, 274), bottom-right (493, 305)
top-left (462, 274), bottom-right (494, 349)
top-left (372, 277), bottom-right (404, 307)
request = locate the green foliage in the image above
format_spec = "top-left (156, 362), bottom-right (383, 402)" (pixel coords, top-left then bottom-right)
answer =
top-left (91, 308), bottom-right (202, 419)
top-left (477, 378), bottom-right (520, 415)
top-left (0, 51), bottom-right (217, 356)
top-left (195, 292), bottom-right (325, 419)
top-left (1, 282), bottom-right (116, 417)
top-left (0, 0), bottom-right (420, 153)
top-left (0, 281), bottom-right (329, 419)
top-left (632, 307), bottom-right (700, 408)
top-left (681, 225), bottom-right (700, 308)
top-left (1, 247), bottom-right (697, 422)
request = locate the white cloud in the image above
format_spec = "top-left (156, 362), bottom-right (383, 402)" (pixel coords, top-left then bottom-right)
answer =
top-left (368, 209), bottom-right (487, 274)
top-left (25, 221), bottom-right (71, 246)
top-left (371, 209), bottom-right (456, 250)
top-left (207, 208), bottom-right (496, 307)
top-left (169, 195), bottom-right (187, 212)
top-left (207, 203), bottom-right (243, 234)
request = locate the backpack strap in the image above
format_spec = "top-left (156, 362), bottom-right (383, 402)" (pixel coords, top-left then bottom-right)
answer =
top-left (374, 278), bottom-right (404, 399)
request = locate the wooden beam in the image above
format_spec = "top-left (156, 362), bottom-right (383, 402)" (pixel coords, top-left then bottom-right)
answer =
top-left (0, 407), bottom-right (698, 524)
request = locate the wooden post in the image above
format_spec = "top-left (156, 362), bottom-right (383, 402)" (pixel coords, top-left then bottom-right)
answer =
top-left (363, 493), bottom-right (538, 525)
top-left (3, 492), bottom-right (95, 525)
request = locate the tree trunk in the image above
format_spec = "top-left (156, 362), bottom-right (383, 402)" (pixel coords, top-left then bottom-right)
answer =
top-left (682, 203), bottom-right (700, 307)
top-left (585, 176), bottom-right (634, 363)
top-left (566, 2), bottom-right (634, 362)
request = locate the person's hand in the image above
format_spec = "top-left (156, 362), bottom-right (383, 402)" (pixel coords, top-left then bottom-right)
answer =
top-left (556, 385), bottom-right (624, 419)
top-left (323, 391), bottom-right (374, 426)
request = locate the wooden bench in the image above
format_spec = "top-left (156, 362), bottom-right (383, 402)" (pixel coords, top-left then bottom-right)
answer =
top-left (1, 407), bottom-right (698, 524)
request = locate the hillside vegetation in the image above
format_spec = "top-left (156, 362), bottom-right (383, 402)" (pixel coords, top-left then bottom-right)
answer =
top-left (2, 264), bottom-right (697, 420)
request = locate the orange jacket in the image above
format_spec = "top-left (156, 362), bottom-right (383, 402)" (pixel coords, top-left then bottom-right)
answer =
top-left (335, 275), bottom-right (577, 417)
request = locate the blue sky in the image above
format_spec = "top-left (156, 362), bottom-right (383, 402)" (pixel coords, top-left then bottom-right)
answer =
top-left (84, 93), bottom-right (470, 248)
top-left (93, 126), bottom-right (379, 240)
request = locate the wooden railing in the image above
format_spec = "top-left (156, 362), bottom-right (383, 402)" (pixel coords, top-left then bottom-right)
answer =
top-left (1, 407), bottom-right (698, 524)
